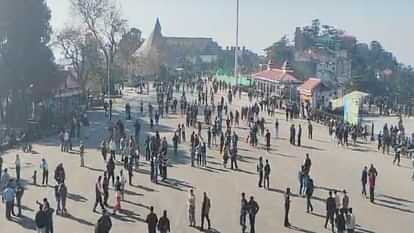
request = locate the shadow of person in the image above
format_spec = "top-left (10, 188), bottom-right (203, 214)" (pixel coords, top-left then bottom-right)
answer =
top-left (67, 192), bottom-right (88, 202)
top-left (288, 225), bottom-right (317, 233)
top-left (10, 214), bottom-right (37, 230)
top-left (64, 213), bottom-right (95, 226)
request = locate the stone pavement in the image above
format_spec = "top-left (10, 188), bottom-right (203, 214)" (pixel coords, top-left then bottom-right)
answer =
top-left (1, 86), bottom-right (414, 233)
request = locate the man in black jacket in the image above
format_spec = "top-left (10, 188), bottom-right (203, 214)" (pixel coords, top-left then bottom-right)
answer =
top-left (306, 178), bottom-right (314, 213)
top-left (95, 210), bottom-right (112, 233)
top-left (157, 210), bottom-right (170, 233)
top-left (257, 157), bottom-right (264, 188)
top-left (35, 204), bottom-right (47, 233)
top-left (146, 206), bottom-right (158, 233)
top-left (324, 191), bottom-right (336, 232)
top-left (247, 196), bottom-right (259, 233)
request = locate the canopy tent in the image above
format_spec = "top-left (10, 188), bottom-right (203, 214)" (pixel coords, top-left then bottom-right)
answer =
top-left (215, 70), bottom-right (253, 87)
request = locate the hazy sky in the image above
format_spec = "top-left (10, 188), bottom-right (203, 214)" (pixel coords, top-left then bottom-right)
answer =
top-left (47, 0), bottom-right (414, 66)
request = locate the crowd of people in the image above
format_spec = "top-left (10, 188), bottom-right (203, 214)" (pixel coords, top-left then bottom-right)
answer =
top-left (0, 76), bottom-right (413, 233)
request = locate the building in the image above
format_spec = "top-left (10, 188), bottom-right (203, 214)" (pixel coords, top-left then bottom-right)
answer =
top-left (316, 50), bottom-right (352, 85)
top-left (252, 62), bottom-right (302, 98)
top-left (49, 70), bottom-right (82, 116)
top-left (297, 78), bottom-right (335, 110)
top-left (132, 18), bottom-right (221, 80)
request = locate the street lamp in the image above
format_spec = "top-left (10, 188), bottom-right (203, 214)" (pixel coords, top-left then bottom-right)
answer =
top-left (234, 0), bottom-right (240, 87)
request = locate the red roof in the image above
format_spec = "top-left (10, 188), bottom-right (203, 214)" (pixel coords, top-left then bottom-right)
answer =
top-left (298, 78), bottom-right (323, 95)
top-left (252, 69), bottom-right (300, 84)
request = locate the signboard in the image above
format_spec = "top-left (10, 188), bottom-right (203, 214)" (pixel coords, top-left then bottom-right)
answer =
top-left (343, 91), bottom-right (368, 125)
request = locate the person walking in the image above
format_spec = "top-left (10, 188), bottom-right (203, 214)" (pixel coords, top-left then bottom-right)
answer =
top-left (101, 141), bottom-right (108, 161)
top-left (265, 129), bottom-right (271, 151)
top-left (264, 160), bottom-right (271, 190)
top-left (127, 158), bottom-right (133, 185)
top-left (0, 168), bottom-right (10, 191)
top-left (102, 173), bottom-right (109, 206)
top-left (93, 176), bottom-right (105, 213)
top-left (109, 139), bottom-right (116, 160)
top-left (113, 176), bottom-right (121, 215)
top-left (393, 145), bottom-right (401, 166)
top-left (15, 154), bottom-right (21, 181)
top-left (2, 184), bottom-right (15, 220)
top-left (54, 184), bottom-right (62, 215)
top-left (145, 206), bottom-right (158, 233)
top-left (35, 204), bottom-right (47, 233)
top-left (324, 191), bottom-right (336, 232)
top-left (361, 166), bottom-right (368, 197)
top-left (304, 153), bottom-right (312, 174)
top-left (247, 196), bottom-right (259, 233)
top-left (297, 125), bottom-right (302, 147)
top-left (230, 147), bottom-right (238, 170)
top-left (54, 163), bottom-right (65, 184)
top-left (368, 164), bottom-right (378, 203)
top-left (342, 190), bottom-right (349, 212)
top-left (106, 157), bottom-right (115, 186)
top-left (79, 142), bottom-right (85, 167)
top-left (336, 209), bottom-right (346, 233)
top-left (346, 208), bottom-right (356, 233)
top-left (298, 166), bottom-right (305, 196)
top-left (158, 210), bottom-right (171, 233)
top-left (306, 178), bottom-right (314, 213)
top-left (290, 124), bottom-right (296, 145)
top-left (257, 157), bottom-right (264, 188)
top-left (274, 119), bottom-right (279, 139)
top-left (284, 188), bottom-right (291, 227)
top-left (94, 210), bottom-right (112, 233)
top-left (40, 158), bottom-right (49, 186)
top-left (188, 189), bottom-right (196, 227)
top-left (240, 192), bottom-right (248, 233)
top-left (120, 170), bottom-right (127, 201)
top-left (14, 182), bottom-right (24, 217)
top-left (334, 191), bottom-right (341, 216)
top-left (43, 199), bottom-right (54, 233)
top-left (308, 121), bottom-right (313, 139)
top-left (201, 192), bottom-right (211, 231)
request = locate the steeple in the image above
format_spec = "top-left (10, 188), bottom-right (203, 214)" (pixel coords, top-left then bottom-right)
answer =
top-left (154, 17), bottom-right (162, 36)
top-left (134, 18), bottom-right (164, 57)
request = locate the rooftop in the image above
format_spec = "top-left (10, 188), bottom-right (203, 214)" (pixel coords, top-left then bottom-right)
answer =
top-left (252, 68), bottom-right (301, 84)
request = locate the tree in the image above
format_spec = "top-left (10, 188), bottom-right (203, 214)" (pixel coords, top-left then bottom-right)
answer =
top-left (117, 27), bottom-right (142, 80)
top-left (56, 26), bottom-right (90, 94)
top-left (0, 0), bottom-right (56, 124)
top-left (265, 36), bottom-right (293, 66)
top-left (70, 0), bottom-right (127, 95)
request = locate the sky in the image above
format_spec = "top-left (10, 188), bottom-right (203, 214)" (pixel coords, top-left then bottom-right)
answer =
top-left (47, 0), bottom-right (414, 66)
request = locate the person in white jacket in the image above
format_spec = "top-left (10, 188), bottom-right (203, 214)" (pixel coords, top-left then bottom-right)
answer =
top-left (188, 189), bottom-right (196, 227)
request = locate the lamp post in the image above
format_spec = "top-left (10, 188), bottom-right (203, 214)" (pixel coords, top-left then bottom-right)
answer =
top-left (234, 0), bottom-right (240, 87)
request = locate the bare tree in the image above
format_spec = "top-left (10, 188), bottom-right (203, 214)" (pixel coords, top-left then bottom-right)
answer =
top-left (70, 0), bottom-right (126, 95)
top-left (56, 26), bottom-right (90, 94)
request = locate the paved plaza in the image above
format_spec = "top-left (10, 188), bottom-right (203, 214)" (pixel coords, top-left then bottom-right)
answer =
top-left (1, 85), bottom-right (414, 233)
